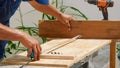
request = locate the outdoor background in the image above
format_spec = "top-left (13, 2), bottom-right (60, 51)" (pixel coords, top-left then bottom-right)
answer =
top-left (8, 0), bottom-right (120, 68)
top-left (10, 0), bottom-right (120, 27)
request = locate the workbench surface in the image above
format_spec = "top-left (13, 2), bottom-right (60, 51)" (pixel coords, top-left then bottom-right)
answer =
top-left (0, 39), bottom-right (111, 68)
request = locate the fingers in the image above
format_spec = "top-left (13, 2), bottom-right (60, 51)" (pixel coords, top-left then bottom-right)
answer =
top-left (33, 44), bottom-right (41, 61)
top-left (21, 33), bottom-right (41, 61)
top-left (27, 43), bottom-right (41, 61)
top-left (27, 48), bottom-right (32, 58)
top-left (65, 20), bottom-right (71, 31)
top-left (33, 45), bottom-right (37, 61)
top-left (60, 18), bottom-right (72, 31)
top-left (60, 14), bottom-right (74, 31)
top-left (36, 44), bottom-right (41, 60)
top-left (65, 16), bottom-right (74, 31)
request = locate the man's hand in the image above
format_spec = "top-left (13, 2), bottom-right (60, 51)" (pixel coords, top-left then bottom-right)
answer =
top-left (29, 1), bottom-right (74, 30)
top-left (0, 23), bottom-right (41, 61)
top-left (19, 32), bottom-right (41, 61)
top-left (57, 13), bottom-right (73, 31)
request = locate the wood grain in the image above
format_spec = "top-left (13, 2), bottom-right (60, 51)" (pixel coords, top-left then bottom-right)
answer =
top-left (18, 52), bottom-right (74, 60)
top-left (0, 39), bottom-right (111, 67)
top-left (39, 20), bottom-right (120, 39)
top-left (110, 40), bottom-right (117, 68)
top-left (43, 35), bottom-right (80, 54)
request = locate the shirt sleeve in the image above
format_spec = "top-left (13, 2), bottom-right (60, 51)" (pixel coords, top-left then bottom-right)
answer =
top-left (22, 0), bottom-right (49, 5)
top-left (36, 0), bottom-right (49, 5)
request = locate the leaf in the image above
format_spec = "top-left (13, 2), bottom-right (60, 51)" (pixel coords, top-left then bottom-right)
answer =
top-left (42, 13), bottom-right (45, 20)
top-left (45, 14), bottom-right (52, 20)
top-left (33, 23), bottom-right (38, 27)
top-left (7, 41), bottom-right (13, 45)
top-left (70, 7), bottom-right (88, 20)
top-left (8, 52), bottom-right (12, 54)
top-left (17, 41), bottom-right (21, 48)
top-left (56, 0), bottom-right (58, 8)
top-left (4, 55), bottom-right (7, 58)
top-left (6, 48), bottom-right (10, 52)
top-left (41, 37), bottom-right (47, 43)
top-left (28, 29), bottom-right (32, 36)
top-left (51, 16), bottom-right (56, 20)
top-left (5, 48), bottom-right (12, 54)
top-left (118, 51), bottom-right (120, 60)
top-left (11, 43), bottom-right (16, 49)
top-left (59, 6), bottom-right (69, 13)
top-left (31, 30), bottom-right (39, 35)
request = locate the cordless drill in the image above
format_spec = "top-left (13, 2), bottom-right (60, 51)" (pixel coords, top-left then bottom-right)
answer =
top-left (85, 0), bottom-right (114, 20)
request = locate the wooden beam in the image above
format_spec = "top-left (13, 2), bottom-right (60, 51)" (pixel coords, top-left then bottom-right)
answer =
top-left (18, 52), bottom-right (74, 60)
top-left (39, 20), bottom-right (120, 39)
top-left (110, 40), bottom-right (116, 68)
top-left (41, 54), bottom-right (74, 60)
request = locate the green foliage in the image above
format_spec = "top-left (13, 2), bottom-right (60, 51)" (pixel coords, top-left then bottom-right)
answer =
top-left (42, 0), bottom-right (88, 20)
top-left (117, 43), bottom-right (120, 60)
top-left (6, 41), bottom-right (26, 55)
top-left (5, 7), bottom-right (38, 56)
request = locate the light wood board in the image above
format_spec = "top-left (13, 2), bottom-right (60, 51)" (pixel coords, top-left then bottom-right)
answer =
top-left (0, 39), bottom-right (111, 68)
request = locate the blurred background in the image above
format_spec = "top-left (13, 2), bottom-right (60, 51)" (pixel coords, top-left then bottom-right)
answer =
top-left (6, 0), bottom-right (120, 68)
top-left (10, 0), bottom-right (120, 27)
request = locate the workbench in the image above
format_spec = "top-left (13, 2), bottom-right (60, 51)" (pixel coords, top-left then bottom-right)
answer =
top-left (0, 39), bottom-right (111, 68)
top-left (39, 20), bottom-right (120, 68)
top-left (1, 20), bottom-right (119, 68)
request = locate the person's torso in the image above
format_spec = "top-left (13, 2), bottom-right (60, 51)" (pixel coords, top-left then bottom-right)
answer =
top-left (0, 0), bottom-right (48, 60)
top-left (0, 0), bottom-right (22, 25)
top-left (0, 0), bottom-right (22, 59)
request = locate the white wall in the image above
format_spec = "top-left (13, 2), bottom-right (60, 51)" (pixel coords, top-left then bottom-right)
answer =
top-left (10, 2), bottom-right (41, 27)
top-left (10, 0), bottom-right (120, 27)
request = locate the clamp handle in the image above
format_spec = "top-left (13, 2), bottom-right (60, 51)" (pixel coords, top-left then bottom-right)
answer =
top-left (27, 49), bottom-right (34, 60)
top-left (99, 7), bottom-right (108, 20)
top-left (101, 7), bottom-right (108, 20)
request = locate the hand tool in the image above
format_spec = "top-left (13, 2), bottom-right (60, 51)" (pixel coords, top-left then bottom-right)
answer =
top-left (19, 50), bottom-right (34, 68)
top-left (85, 0), bottom-right (114, 20)
top-left (19, 35), bottom-right (81, 68)
top-left (30, 50), bottom-right (34, 60)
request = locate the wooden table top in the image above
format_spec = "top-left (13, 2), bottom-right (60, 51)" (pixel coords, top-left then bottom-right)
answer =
top-left (0, 39), bottom-right (111, 68)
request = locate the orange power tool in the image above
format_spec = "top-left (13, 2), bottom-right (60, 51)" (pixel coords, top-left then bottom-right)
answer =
top-left (85, 0), bottom-right (114, 20)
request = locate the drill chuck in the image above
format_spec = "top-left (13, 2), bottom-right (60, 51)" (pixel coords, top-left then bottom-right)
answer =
top-left (107, 0), bottom-right (114, 7)
top-left (85, 0), bottom-right (97, 5)
top-left (85, 0), bottom-right (114, 20)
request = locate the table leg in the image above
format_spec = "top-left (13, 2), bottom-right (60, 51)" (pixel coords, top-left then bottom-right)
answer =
top-left (110, 40), bottom-right (116, 68)
top-left (82, 62), bottom-right (89, 68)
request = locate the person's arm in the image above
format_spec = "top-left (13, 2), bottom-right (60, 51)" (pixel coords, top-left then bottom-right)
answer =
top-left (0, 23), bottom-right (41, 61)
top-left (29, 0), bottom-right (73, 30)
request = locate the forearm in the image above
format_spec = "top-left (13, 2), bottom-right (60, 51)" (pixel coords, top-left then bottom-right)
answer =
top-left (29, 1), bottom-right (62, 19)
top-left (0, 23), bottom-right (24, 41)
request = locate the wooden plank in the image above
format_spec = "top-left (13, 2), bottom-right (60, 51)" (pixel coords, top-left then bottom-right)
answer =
top-left (43, 35), bottom-right (80, 54)
top-left (39, 20), bottom-right (120, 39)
top-left (110, 40), bottom-right (116, 68)
top-left (18, 52), bottom-right (74, 60)
top-left (41, 54), bottom-right (74, 60)
top-left (51, 39), bottom-right (111, 56)
top-left (69, 39), bottom-right (112, 67)
top-left (1, 55), bottom-right (71, 67)
top-left (0, 39), bottom-right (111, 67)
